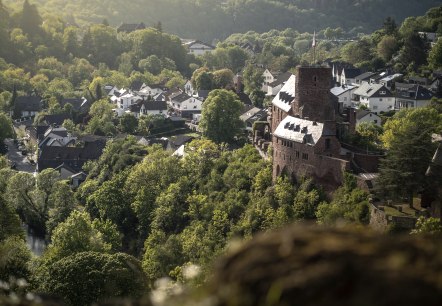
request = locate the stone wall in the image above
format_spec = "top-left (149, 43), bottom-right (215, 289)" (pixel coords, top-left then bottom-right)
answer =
top-left (370, 204), bottom-right (417, 232)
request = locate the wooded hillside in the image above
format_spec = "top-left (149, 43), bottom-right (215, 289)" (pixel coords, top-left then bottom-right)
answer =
top-left (2, 0), bottom-right (441, 41)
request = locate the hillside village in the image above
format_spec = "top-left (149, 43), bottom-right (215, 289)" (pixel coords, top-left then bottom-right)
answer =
top-left (1, 1), bottom-right (442, 305)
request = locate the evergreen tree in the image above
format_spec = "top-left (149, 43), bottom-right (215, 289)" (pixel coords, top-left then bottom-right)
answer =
top-left (20, 0), bottom-right (43, 43)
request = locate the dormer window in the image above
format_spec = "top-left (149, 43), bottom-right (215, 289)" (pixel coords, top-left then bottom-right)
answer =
top-left (380, 91), bottom-right (386, 95)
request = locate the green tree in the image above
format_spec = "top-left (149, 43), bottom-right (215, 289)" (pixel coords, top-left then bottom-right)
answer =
top-left (377, 108), bottom-right (441, 207)
top-left (20, 0), bottom-right (43, 44)
top-left (429, 38), bottom-right (442, 69)
top-left (118, 113), bottom-right (138, 134)
top-left (200, 89), bottom-right (244, 143)
top-left (213, 68), bottom-right (234, 89)
top-left (377, 35), bottom-right (399, 62)
top-left (0, 113), bottom-right (14, 143)
top-left (44, 210), bottom-right (112, 262)
top-left (39, 251), bottom-right (147, 306)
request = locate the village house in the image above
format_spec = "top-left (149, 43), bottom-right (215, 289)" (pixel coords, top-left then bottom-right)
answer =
top-left (340, 68), bottom-right (361, 86)
top-left (330, 84), bottom-right (358, 109)
top-left (266, 72), bottom-right (292, 96)
top-left (395, 82), bottom-right (434, 109)
top-left (379, 73), bottom-right (403, 91)
top-left (38, 127), bottom-right (76, 148)
top-left (60, 97), bottom-right (89, 113)
top-left (354, 72), bottom-right (378, 86)
top-left (355, 109), bottom-right (382, 126)
top-left (12, 95), bottom-right (42, 119)
top-left (129, 99), bottom-right (167, 118)
top-left (168, 92), bottom-right (203, 118)
top-left (183, 40), bottom-right (215, 56)
top-left (353, 83), bottom-right (395, 113)
top-left (261, 69), bottom-right (279, 92)
top-left (240, 106), bottom-right (268, 134)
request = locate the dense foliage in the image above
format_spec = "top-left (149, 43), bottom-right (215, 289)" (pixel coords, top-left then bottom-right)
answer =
top-left (2, 0), bottom-right (441, 41)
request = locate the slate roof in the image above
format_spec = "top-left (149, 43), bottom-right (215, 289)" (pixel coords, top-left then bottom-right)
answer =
top-left (169, 135), bottom-right (194, 149)
top-left (353, 83), bottom-right (392, 98)
top-left (269, 72), bottom-right (293, 87)
top-left (171, 93), bottom-right (192, 103)
top-left (37, 140), bottom-right (106, 172)
top-left (184, 40), bottom-right (215, 49)
top-left (380, 73), bottom-right (403, 83)
top-left (15, 96), bottom-right (42, 112)
top-left (272, 75), bottom-right (296, 112)
top-left (60, 98), bottom-right (88, 111)
top-left (196, 90), bottom-right (211, 100)
top-left (274, 116), bottom-right (324, 145)
top-left (236, 92), bottom-right (252, 105)
top-left (330, 85), bottom-right (357, 96)
top-left (41, 113), bottom-right (71, 126)
top-left (356, 109), bottom-right (379, 120)
top-left (342, 68), bottom-right (362, 79)
top-left (395, 83), bottom-right (434, 100)
top-left (355, 72), bottom-right (377, 82)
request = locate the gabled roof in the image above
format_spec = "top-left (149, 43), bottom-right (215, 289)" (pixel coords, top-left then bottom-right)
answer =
top-left (395, 83), bottom-right (434, 100)
top-left (272, 75), bottom-right (296, 112)
top-left (269, 72), bottom-right (292, 87)
top-left (142, 100), bottom-right (167, 111)
top-left (274, 116), bottom-right (324, 145)
top-left (236, 92), bottom-right (252, 105)
top-left (353, 83), bottom-right (392, 98)
top-left (195, 90), bottom-right (211, 100)
top-left (355, 72), bottom-right (377, 82)
top-left (380, 73), bottom-right (403, 83)
top-left (61, 97), bottom-right (88, 111)
top-left (330, 85), bottom-right (357, 96)
top-left (342, 68), bottom-right (362, 79)
top-left (41, 113), bottom-right (71, 126)
top-left (15, 96), bottom-right (42, 112)
top-left (356, 109), bottom-right (380, 120)
top-left (240, 107), bottom-right (267, 122)
top-left (171, 93), bottom-right (193, 103)
top-left (183, 40), bottom-right (215, 49)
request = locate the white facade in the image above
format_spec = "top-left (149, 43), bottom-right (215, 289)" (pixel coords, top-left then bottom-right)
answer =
top-left (330, 85), bottom-right (357, 108)
top-left (187, 42), bottom-right (214, 56)
top-left (262, 69), bottom-right (277, 92)
top-left (359, 96), bottom-right (395, 113)
top-left (171, 96), bottom-right (203, 112)
top-left (357, 112), bottom-right (382, 126)
top-left (116, 93), bottom-right (142, 111)
top-left (139, 85), bottom-right (165, 97)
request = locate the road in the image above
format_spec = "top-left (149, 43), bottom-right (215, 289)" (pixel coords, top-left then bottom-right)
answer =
top-left (4, 138), bottom-right (36, 173)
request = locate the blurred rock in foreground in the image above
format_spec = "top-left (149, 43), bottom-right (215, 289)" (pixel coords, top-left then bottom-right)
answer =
top-left (209, 225), bottom-right (442, 306)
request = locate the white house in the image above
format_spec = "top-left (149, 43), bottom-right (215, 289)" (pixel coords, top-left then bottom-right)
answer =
top-left (138, 83), bottom-right (168, 98)
top-left (113, 91), bottom-right (142, 116)
top-left (261, 69), bottom-right (278, 92)
top-left (184, 80), bottom-right (194, 95)
top-left (39, 127), bottom-right (76, 148)
top-left (340, 68), bottom-right (361, 86)
top-left (169, 92), bottom-right (203, 118)
top-left (353, 83), bottom-right (395, 113)
top-left (330, 84), bottom-right (358, 109)
top-left (356, 109), bottom-right (382, 126)
top-left (395, 83), bottom-right (434, 110)
top-left (130, 100), bottom-right (168, 118)
top-left (184, 40), bottom-right (215, 56)
top-left (13, 96), bottom-right (42, 119)
top-left (267, 72), bottom-right (292, 96)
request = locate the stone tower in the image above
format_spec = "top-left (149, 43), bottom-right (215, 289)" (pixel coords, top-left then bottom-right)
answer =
top-left (291, 66), bottom-right (335, 123)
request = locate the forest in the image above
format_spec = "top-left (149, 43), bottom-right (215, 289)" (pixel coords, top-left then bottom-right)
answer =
top-left (2, 0), bottom-right (442, 41)
top-left (0, 1), bottom-right (442, 305)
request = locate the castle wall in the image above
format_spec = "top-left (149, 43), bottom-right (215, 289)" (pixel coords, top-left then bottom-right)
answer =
top-left (273, 136), bottom-right (349, 186)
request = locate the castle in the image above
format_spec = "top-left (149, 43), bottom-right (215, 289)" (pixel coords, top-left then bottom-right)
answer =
top-left (270, 66), bottom-right (379, 189)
